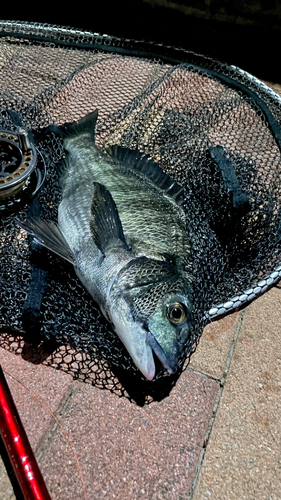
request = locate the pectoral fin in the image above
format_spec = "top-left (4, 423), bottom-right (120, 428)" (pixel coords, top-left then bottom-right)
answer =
top-left (90, 182), bottom-right (130, 256)
top-left (18, 219), bottom-right (75, 264)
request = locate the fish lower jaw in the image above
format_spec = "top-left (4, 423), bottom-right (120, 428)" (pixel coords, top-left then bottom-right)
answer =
top-left (125, 341), bottom-right (156, 381)
top-left (141, 356), bottom-right (155, 381)
top-left (109, 307), bottom-right (156, 381)
top-left (128, 341), bottom-right (156, 381)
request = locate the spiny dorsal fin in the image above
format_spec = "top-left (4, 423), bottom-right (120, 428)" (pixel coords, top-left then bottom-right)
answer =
top-left (18, 219), bottom-right (75, 264)
top-left (90, 182), bottom-right (130, 256)
top-left (59, 109), bottom-right (98, 140)
top-left (106, 145), bottom-right (185, 205)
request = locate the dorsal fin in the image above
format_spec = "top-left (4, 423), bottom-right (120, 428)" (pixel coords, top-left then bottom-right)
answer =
top-left (106, 145), bottom-right (185, 205)
top-left (58, 110), bottom-right (98, 140)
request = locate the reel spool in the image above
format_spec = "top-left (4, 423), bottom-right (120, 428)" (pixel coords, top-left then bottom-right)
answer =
top-left (0, 126), bottom-right (45, 211)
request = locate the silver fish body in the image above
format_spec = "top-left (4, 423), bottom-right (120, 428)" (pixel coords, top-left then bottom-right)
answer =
top-left (21, 111), bottom-right (193, 380)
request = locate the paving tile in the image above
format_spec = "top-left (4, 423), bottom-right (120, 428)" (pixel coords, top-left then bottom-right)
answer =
top-left (0, 458), bottom-right (16, 500)
top-left (0, 348), bottom-right (74, 446)
top-left (38, 369), bottom-right (219, 500)
top-left (0, 347), bottom-right (74, 498)
top-left (189, 312), bottom-right (240, 380)
top-left (193, 286), bottom-right (281, 500)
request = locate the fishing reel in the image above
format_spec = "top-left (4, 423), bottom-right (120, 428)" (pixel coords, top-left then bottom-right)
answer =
top-left (0, 124), bottom-right (46, 212)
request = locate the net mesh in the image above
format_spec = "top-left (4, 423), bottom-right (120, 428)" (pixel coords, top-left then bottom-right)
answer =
top-left (0, 21), bottom-right (280, 402)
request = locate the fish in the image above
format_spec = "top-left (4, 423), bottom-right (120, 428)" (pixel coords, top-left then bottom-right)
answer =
top-left (19, 110), bottom-right (193, 380)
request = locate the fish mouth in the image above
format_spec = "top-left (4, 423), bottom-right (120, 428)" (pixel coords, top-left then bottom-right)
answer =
top-left (146, 330), bottom-right (178, 377)
top-left (109, 307), bottom-right (178, 381)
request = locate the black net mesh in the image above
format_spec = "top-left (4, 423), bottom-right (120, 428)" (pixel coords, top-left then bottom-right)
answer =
top-left (0, 21), bottom-right (280, 402)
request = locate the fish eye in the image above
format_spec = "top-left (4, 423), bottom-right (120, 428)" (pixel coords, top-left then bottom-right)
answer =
top-left (167, 302), bottom-right (187, 325)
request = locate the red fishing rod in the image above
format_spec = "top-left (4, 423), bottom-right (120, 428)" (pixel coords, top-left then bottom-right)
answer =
top-left (0, 365), bottom-right (52, 500)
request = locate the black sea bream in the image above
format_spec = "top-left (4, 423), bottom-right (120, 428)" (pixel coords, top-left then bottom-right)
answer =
top-left (20, 111), bottom-right (193, 380)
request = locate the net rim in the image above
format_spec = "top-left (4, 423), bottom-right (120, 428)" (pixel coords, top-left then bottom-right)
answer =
top-left (0, 19), bottom-right (280, 111)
